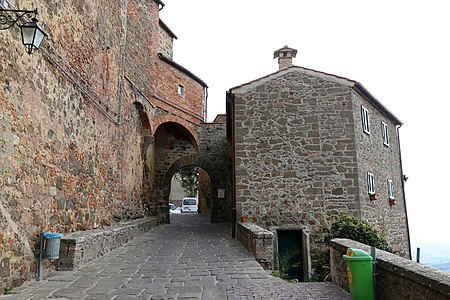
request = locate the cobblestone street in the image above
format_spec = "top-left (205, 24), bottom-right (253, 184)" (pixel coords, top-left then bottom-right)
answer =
top-left (2, 214), bottom-right (350, 299)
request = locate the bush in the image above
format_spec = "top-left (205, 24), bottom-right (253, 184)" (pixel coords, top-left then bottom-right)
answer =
top-left (311, 212), bottom-right (392, 281)
top-left (325, 213), bottom-right (392, 252)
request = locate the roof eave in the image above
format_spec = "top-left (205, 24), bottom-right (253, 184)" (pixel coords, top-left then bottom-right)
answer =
top-left (230, 65), bottom-right (355, 92)
top-left (158, 53), bottom-right (208, 88)
top-left (159, 19), bottom-right (178, 39)
top-left (353, 82), bottom-right (403, 125)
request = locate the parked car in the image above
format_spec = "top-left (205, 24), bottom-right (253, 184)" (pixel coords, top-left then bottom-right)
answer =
top-left (169, 203), bottom-right (181, 213)
top-left (181, 197), bottom-right (198, 213)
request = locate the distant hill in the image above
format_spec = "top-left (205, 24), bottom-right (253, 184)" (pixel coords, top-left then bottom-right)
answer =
top-left (427, 262), bottom-right (450, 273)
top-left (411, 242), bottom-right (450, 274)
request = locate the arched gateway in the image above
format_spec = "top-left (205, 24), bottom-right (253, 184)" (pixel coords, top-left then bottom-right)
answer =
top-left (152, 120), bottom-right (231, 224)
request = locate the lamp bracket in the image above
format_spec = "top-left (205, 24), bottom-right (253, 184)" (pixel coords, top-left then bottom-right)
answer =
top-left (0, 8), bottom-right (38, 30)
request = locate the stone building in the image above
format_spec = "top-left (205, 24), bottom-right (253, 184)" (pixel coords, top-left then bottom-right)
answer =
top-left (228, 46), bottom-right (411, 276)
top-left (0, 0), bottom-right (230, 292)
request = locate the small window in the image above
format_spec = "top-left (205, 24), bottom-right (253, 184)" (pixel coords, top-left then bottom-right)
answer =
top-left (387, 179), bottom-right (394, 199)
top-left (1, 0), bottom-right (8, 8)
top-left (382, 121), bottom-right (389, 146)
top-left (177, 84), bottom-right (185, 96)
top-left (361, 106), bottom-right (370, 134)
top-left (367, 172), bottom-right (375, 195)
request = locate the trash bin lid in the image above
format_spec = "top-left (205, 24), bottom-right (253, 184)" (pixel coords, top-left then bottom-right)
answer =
top-left (43, 232), bottom-right (63, 239)
top-left (343, 248), bottom-right (373, 261)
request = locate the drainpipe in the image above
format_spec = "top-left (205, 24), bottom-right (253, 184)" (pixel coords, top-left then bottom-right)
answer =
top-left (204, 87), bottom-right (208, 122)
top-left (397, 124), bottom-right (412, 260)
top-left (156, 0), bottom-right (165, 10)
top-left (227, 91), bottom-right (237, 238)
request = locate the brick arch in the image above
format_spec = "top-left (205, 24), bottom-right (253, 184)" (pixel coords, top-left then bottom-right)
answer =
top-left (153, 115), bottom-right (200, 148)
top-left (163, 154), bottom-right (215, 197)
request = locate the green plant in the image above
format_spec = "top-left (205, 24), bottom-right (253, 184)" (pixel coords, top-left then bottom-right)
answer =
top-left (309, 248), bottom-right (331, 282)
top-left (311, 212), bottom-right (392, 281)
top-left (275, 249), bottom-right (302, 281)
top-left (325, 213), bottom-right (392, 252)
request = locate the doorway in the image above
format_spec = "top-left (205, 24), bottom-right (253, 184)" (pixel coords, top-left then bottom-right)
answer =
top-left (277, 230), bottom-right (308, 281)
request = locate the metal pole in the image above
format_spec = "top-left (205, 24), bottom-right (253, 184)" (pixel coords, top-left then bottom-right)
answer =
top-left (416, 247), bottom-right (421, 263)
top-left (371, 246), bottom-right (377, 300)
top-left (38, 232), bottom-right (44, 282)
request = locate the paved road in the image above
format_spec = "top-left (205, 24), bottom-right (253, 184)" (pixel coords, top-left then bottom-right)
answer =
top-left (3, 214), bottom-right (350, 299)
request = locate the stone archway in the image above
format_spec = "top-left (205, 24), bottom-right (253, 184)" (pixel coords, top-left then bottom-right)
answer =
top-left (152, 122), bottom-right (200, 222)
top-left (163, 154), bottom-right (220, 223)
top-left (150, 120), bottom-right (231, 224)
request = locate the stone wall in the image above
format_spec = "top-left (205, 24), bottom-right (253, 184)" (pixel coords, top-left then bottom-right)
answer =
top-left (199, 122), bottom-right (231, 222)
top-left (330, 239), bottom-right (450, 300)
top-left (236, 222), bottom-right (274, 269)
top-left (351, 90), bottom-right (410, 257)
top-left (59, 217), bottom-right (158, 271)
top-left (158, 20), bottom-right (175, 59)
top-left (229, 66), bottom-right (410, 271)
top-left (0, 0), bottom-right (207, 292)
top-left (231, 68), bottom-right (360, 255)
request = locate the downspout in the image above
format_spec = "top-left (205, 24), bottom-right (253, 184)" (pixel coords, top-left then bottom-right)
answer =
top-left (227, 91), bottom-right (237, 238)
top-left (232, 92), bottom-right (236, 238)
top-left (156, 0), bottom-right (165, 10)
top-left (204, 87), bottom-right (208, 122)
top-left (397, 124), bottom-right (412, 259)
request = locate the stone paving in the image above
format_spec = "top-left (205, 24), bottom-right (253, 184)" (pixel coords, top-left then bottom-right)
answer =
top-left (2, 214), bottom-right (350, 299)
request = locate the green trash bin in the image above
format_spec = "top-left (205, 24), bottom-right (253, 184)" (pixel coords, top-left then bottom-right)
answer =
top-left (342, 248), bottom-right (374, 300)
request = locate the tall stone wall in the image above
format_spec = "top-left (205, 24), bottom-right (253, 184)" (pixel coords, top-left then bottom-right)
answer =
top-left (231, 69), bottom-right (359, 250)
top-left (352, 91), bottom-right (410, 257)
top-left (0, 0), bottom-right (207, 292)
top-left (230, 66), bottom-right (410, 269)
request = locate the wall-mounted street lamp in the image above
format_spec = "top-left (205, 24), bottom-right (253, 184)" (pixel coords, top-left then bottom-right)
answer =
top-left (0, 8), bottom-right (47, 54)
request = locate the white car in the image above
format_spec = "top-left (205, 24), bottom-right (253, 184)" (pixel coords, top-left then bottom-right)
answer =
top-left (169, 203), bottom-right (181, 213)
top-left (181, 197), bottom-right (198, 213)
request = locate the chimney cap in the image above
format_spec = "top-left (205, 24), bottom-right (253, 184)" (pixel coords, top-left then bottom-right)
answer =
top-left (273, 45), bottom-right (298, 59)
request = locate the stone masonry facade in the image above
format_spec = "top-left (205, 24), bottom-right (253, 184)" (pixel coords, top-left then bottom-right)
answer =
top-left (229, 63), bottom-right (410, 274)
top-left (0, 0), bottom-right (231, 293)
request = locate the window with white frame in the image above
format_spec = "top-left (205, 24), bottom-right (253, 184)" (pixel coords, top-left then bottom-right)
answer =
top-left (367, 172), bottom-right (375, 194)
top-left (177, 84), bottom-right (185, 96)
top-left (361, 106), bottom-right (370, 134)
top-left (382, 121), bottom-right (389, 146)
top-left (387, 179), bottom-right (394, 199)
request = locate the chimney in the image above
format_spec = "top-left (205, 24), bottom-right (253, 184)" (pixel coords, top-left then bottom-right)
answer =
top-left (273, 45), bottom-right (298, 70)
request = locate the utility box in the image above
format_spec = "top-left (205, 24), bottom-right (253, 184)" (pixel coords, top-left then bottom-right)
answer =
top-left (343, 248), bottom-right (374, 300)
top-left (43, 233), bottom-right (63, 259)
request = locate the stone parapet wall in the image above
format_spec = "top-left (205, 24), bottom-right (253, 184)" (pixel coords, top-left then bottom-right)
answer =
top-left (330, 238), bottom-right (450, 299)
top-left (236, 222), bottom-right (274, 269)
top-left (59, 217), bottom-right (158, 271)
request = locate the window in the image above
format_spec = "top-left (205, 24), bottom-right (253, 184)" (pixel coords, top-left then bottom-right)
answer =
top-left (361, 106), bottom-right (370, 134)
top-left (177, 84), bottom-right (185, 96)
top-left (387, 179), bottom-right (394, 199)
top-left (367, 172), bottom-right (375, 195)
top-left (382, 121), bottom-right (389, 146)
top-left (1, 0), bottom-right (8, 8)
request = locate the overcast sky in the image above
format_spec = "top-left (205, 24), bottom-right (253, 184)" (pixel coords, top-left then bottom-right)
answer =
top-left (160, 0), bottom-right (450, 247)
